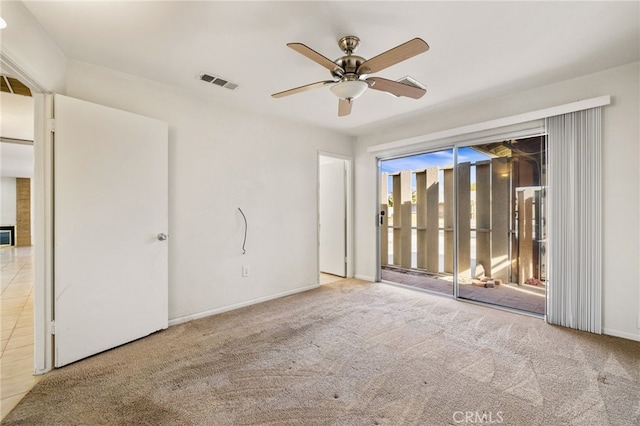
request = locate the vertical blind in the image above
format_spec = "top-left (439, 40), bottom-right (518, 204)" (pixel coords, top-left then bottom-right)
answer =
top-left (546, 107), bottom-right (602, 333)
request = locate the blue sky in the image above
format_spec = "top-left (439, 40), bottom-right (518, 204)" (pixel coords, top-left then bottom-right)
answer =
top-left (381, 147), bottom-right (491, 193)
top-left (380, 147), bottom-right (489, 174)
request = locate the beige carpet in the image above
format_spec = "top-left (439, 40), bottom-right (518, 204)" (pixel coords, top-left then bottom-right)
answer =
top-left (3, 279), bottom-right (639, 425)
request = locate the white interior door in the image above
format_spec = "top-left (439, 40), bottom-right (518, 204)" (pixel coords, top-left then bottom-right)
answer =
top-left (54, 94), bottom-right (168, 367)
top-left (319, 157), bottom-right (346, 277)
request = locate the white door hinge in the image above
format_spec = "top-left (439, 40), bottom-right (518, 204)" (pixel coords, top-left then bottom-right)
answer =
top-left (48, 119), bottom-right (55, 132)
top-left (50, 320), bottom-right (55, 335)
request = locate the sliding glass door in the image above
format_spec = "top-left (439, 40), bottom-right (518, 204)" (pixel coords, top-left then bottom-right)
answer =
top-left (456, 136), bottom-right (547, 315)
top-left (379, 136), bottom-right (547, 315)
top-left (379, 148), bottom-right (455, 295)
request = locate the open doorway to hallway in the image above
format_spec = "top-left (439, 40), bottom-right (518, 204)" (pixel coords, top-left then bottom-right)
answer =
top-left (379, 136), bottom-right (547, 315)
top-left (318, 153), bottom-right (352, 283)
top-left (1, 79), bottom-right (40, 419)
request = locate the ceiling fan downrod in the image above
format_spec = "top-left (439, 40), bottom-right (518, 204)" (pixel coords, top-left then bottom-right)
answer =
top-left (333, 36), bottom-right (366, 80)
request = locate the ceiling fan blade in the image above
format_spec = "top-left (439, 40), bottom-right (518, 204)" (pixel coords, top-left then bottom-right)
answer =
top-left (366, 77), bottom-right (426, 99)
top-left (338, 98), bottom-right (352, 117)
top-left (271, 80), bottom-right (335, 98)
top-left (357, 38), bottom-right (429, 75)
top-left (287, 43), bottom-right (345, 75)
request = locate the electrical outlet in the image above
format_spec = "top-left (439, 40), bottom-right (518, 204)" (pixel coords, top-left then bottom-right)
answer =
top-left (242, 265), bottom-right (250, 277)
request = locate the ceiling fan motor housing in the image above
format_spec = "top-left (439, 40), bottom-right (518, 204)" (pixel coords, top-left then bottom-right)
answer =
top-left (333, 55), bottom-right (366, 80)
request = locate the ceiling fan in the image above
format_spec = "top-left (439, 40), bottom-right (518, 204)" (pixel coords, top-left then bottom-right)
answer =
top-left (271, 35), bottom-right (429, 117)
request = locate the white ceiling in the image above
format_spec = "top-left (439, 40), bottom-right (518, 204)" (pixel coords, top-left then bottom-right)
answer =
top-left (19, 1), bottom-right (640, 135)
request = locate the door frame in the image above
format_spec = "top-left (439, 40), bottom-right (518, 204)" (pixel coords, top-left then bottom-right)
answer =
top-left (317, 151), bottom-right (353, 280)
top-left (1, 52), bottom-right (54, 374)
top-left (375, 129), bottom-right (548, 315)
top-left (375, 146), bottom-right (457, 289)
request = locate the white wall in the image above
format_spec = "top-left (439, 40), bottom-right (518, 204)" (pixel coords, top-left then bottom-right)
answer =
top-left (0, 1), bottom-right (67, 92)
top-left (0, 177), bottom-right (17, 225)
top-left (65, 60), bottom-right (353, 322)
top-left (0, 142), bottom-right (34, 178)
top-left (354, 61), bottom-right (640, 341)
top-left (1, 92), bottom-right (34, 140)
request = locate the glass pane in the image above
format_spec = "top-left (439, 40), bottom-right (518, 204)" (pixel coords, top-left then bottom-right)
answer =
top-left (457, 137), bottom-right (547, 315)
top-left (380, 148), bottom-right (454, 295)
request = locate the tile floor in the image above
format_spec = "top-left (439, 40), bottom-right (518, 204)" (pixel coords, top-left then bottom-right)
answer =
top-left (1, 246), bottom-right (40, 420)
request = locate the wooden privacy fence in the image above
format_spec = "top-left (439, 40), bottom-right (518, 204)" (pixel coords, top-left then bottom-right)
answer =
top-left (380, 158), bottom-right (514, 283)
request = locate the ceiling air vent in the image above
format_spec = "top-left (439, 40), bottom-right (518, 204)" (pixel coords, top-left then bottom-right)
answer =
top-left (396, 76), bottom-right (426, 90)
top-left (199, 73), bottom-right (238, 90)
top-left (383, 76), bottom-right (426, 98)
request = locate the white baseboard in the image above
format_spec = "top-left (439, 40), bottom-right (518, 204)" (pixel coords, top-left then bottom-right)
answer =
top-left (355, 274), bottom-right (375, 282)
top-left (34, 367), bottom-right (49, 376)
top-left (602, 328), bottom-right (640, 342)
top-left (168, 284), bottom-right (320, 327)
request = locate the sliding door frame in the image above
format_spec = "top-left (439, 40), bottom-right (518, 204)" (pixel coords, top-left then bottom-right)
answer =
top-left (376, 145), bottom-right (456, 297)
top-left (376, 128), bottom-right (548, 315)
top-left (454, 135), bottom-right (548, 317)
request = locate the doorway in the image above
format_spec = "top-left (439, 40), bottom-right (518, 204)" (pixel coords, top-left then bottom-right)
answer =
top-left (318, 153), bottom-right (352, 283)
top-left (379, 147), bottom-right (455, 295)
top-left (0, 76), bottom-right (41, 417)
top-left (1, 53), bottom-right (57, 380)
top-left (456, 136), bottom-right (547, 314)
top-left (378, 136), bottom-right (547, 315)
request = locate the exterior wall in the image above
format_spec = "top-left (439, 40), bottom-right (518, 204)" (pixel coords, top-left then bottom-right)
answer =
top-left (355, 61), bottom-right (640, 341)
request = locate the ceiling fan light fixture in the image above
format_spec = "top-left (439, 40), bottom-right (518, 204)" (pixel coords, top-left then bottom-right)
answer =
top-left (273, 36), bottom-right (429, 116)
top-left (330, 80), bottom-right (368, 100)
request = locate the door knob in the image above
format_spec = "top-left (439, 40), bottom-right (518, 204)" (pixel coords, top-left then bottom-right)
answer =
top-left (157, 233), bottom-right (168, 241)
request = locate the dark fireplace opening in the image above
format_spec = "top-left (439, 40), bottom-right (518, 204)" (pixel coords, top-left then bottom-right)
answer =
top-left (0, 226), bottom-right (15, 246)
